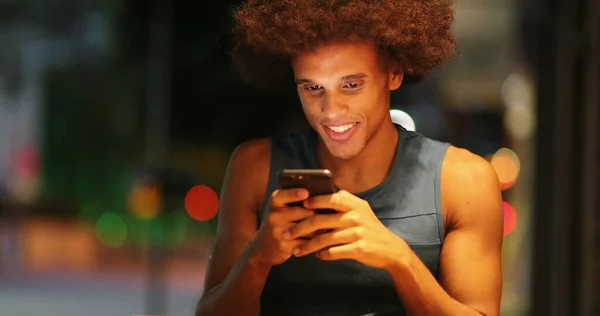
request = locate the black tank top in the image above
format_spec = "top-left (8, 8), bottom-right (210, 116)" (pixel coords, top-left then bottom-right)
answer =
top-left (258, 124), bottom-right (449, 316)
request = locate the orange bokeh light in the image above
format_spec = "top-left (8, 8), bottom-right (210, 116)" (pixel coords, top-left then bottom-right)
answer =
top-left (491, 148), bottom-right (521, 191)
top-left (128, 185), bottom-right (161, 220)
top-left (185, 185), bottom-right (219, 221)
top-left (502, 201), bottom-right (518, 237)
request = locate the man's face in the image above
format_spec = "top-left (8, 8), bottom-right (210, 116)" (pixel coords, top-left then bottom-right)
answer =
top-left (291, 40), bottom-right (402, 160)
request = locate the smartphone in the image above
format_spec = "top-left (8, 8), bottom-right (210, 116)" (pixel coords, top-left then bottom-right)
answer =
top-left (279, 169), bottom-right (335, 195)
top-left (278, 169), bottom-right (337, 213)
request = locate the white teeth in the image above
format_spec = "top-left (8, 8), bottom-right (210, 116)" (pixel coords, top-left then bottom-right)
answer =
top-left (327, 123), bottom-right (356, 133)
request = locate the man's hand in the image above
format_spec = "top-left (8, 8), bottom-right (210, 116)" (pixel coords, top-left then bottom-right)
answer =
top-left (248, 188), bottom-right (315, 267)
top-left (283, 190), bottom-right (408, 270)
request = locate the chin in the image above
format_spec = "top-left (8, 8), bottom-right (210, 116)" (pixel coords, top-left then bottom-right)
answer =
top-left (322, 140), bottom-right (366, 161)
top-left (313, 122), bottom-right (368, 160)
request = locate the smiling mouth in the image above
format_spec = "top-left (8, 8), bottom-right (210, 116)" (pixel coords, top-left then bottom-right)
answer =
top-left (326, 123), bottom-right (356, 133)
top-left (322, 122), bottom-right (359, 142)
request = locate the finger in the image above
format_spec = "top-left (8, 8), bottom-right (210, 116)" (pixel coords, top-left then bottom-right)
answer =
top-left (284, 213), bottom-right (345, 240)
top-left (270, 188), bottom-right (310, 208)
top-left (277, 238), bottom-right (306, 253)
top-left (315, 242), bottom-right (364, 261)
top-left (303, 190), bottom-right (357, 212)
top-left (293, 227), bottom-right (362, 257)
top-left (269, 207), bottom-right (314, 226)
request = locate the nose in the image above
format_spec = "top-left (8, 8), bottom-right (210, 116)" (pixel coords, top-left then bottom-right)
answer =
top-left (321, 92), bottom-right (349, 118)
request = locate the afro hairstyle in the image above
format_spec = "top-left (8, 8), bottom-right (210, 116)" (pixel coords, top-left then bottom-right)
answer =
top-left (231, 0), bottom-right (456, 92)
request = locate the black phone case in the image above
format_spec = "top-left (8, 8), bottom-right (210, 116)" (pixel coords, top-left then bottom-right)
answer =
top-left (279, 170), bottom-right (336, 214)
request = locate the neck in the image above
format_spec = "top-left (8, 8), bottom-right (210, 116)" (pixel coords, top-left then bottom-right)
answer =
top-left (316, 120), bottom-right (399, 193)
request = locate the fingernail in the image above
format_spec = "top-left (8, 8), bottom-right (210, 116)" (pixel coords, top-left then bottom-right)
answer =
top-left (283, 230), bottom-right (291, 240)
top-left (293, 248), bottom-right (300, 256)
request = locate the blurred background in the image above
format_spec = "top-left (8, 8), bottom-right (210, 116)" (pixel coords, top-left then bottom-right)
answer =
top-left (0, 0), bottom-right (597, 315)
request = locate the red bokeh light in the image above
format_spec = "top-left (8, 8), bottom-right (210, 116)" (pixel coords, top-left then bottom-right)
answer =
top-left (502, 201), bottom-right (518, 236)
top-left (185, 185), bottom-right (219, 221)
top-left (12, 145), bottom-right (40, 178)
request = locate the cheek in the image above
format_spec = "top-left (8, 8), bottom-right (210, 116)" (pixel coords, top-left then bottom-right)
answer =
top-left (349, 93), bottom-right (378, 114)
top-left (364, 89), bottom-right (389, 111)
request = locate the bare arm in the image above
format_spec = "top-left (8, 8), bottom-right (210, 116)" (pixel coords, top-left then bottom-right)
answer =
top-left (387, 147), bottom-right (504, 316)
top-left (195, 139), bottom-right (271, 316)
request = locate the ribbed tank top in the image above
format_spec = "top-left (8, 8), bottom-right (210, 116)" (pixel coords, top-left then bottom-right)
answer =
top-left (258, 124), bottom-right (450, 316)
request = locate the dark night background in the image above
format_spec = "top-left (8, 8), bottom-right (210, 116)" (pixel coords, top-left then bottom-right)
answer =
top-left (0, 0), bottom-right (597, 315)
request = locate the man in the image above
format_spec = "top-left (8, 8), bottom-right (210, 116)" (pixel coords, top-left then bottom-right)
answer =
top-left (196, 1), bottom-right (503, 315)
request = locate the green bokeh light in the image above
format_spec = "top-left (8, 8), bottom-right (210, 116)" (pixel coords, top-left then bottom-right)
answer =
top-left (95, 212), bottom-right (128, 248)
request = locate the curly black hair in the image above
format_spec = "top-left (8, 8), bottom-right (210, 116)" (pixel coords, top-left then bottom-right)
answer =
top-left (231, 0), bottom-right (456, 92)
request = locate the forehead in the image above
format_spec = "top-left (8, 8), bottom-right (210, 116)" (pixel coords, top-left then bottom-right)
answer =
top-left (291, 40), bottom-right (385, 78)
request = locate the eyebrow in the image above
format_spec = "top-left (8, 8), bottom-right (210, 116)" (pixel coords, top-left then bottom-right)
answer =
top-left (294, 73), bottom-right (368, 85)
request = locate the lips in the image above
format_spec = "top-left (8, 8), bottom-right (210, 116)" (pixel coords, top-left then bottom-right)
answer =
top-left (326, 123), bottom-right (356, 133)
top-left (323, 122), bottom-right (359, 142)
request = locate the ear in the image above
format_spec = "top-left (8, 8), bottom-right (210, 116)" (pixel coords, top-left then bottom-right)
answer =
top-left (388, 70), bottom-right (404, 91)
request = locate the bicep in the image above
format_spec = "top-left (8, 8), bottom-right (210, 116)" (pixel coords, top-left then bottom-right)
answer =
top-left (439, 150), bottom-right (504, 315)
top-left (438, 220), bottom-right (503, 315)
top-left (202, 140), bottom-right (270, 293)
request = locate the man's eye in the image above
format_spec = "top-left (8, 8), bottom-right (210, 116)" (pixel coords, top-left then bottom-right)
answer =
top-left (305, 85), bottom-right (322, 92)
top-left (344, 82), bottom-right (361, 89)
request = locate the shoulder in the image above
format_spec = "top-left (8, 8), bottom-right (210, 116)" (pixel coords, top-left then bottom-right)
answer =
top-left (442, 146), bottom-right (498, 186)
top-left (400, 129), bottom-right (449, 160)
top-left (230, 138), bottom-right (272, 166)
top-left (441, 146), bottom-right (503, 230)
top-left (224, 138), bottom-right (272, 211)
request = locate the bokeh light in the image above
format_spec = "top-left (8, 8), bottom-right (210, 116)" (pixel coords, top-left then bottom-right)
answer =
top-left (127, 185), bottom-right (161, 220)
top-left (185, 185), bottom-right (219, 221)
top-left (501, 73), bottom-right (536, 141)
top-left (10, 145), bottom-right (42, 204)
top-left (505, 103), bottom-right (535, 142)
top-left (95, 212), bottom-right (128, 248)
top-left (501, 73), bottom-right (532, 109)
top-left (502, 201), bottom-right (518, 237)
top-left (491, 147), bottom-right (521, 191)
top-left (12, 145), bottom-right (41, 178)
top-left (390, 109), bottom-right (416, 131)
top-left (11, 176), bottom-right (40, 204)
